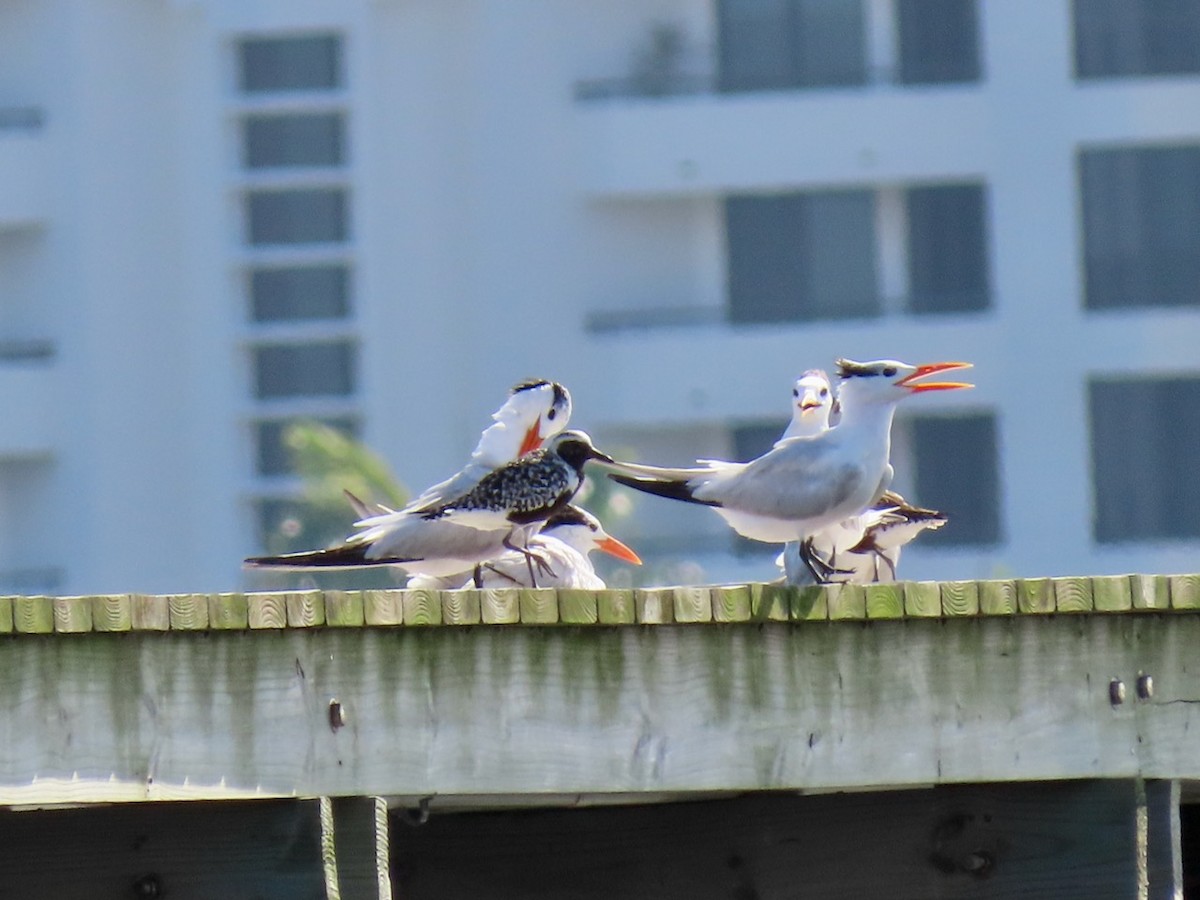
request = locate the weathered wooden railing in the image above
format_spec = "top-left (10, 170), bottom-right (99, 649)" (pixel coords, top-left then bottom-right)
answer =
top-left (2, 576), bottom-right (1197, 898)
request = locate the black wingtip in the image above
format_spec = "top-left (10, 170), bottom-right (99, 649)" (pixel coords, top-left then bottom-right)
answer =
top-left (607, 472), bottom-right (721, 507)
top-left (244, 543), bottom-right (417, 569)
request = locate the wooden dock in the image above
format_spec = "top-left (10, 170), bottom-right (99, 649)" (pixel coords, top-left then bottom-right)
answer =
top-left (1, 576), bottom-right (1197, 898)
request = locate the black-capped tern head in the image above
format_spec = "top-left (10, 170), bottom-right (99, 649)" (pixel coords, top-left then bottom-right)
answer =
top-left (505, 378), bottom-right (573, 457)
top-left (542, 505), bottom-right (642, 565)
top-left (835, 358), bottom-right (973, 408)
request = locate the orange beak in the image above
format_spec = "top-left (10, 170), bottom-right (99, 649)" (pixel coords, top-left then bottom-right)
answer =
top-left (518, 419), bottom-right (543, 456)
top-left (897, 362), bottom-right (974, 393)
top-left (597, 535), bottom-right (642, 565)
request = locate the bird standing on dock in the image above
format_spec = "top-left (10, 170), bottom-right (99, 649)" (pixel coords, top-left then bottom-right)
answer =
top-left (407, 505), bottom-right (641, 590)
top-left (772, 369), bottom-right (948, 585)
top-left (600, 359), bottom-right (972, 581)
top-left (244, 379), bottom-right (573, 580)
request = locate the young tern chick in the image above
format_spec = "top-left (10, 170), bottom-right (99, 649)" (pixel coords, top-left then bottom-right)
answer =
top-left (244, 379), bottom-right (571, 579)
top-left (407, 505), bottom-right (641, 590)
top-left (601, 359), bottom-right (972, 573)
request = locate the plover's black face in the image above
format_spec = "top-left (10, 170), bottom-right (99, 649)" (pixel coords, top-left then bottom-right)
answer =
top-left (547, 431), bottom-right (614, 471)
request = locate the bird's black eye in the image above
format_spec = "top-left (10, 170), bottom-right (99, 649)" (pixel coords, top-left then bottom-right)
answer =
top-left (792, 388), bottom-right (799, 397)
top-left (547, 409), bottom-right (556, 421)
top-left (820, 388), bottom-right (829, 397)
top-left (883, 366), bottom-right (897, 377)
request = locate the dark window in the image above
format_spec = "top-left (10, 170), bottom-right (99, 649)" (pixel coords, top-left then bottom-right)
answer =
top-left (1074, 0), bottom-right (1200, 78)
top-left (726, 191), bottom-right (879, 324)
top-left (251, 266), bottom-right (350, 322)
top-left (238, 35), bottom-right (341, 93)
top-left (732, 422), bottom-right (781, 462)
top-left (246, 189), bottom-right (347, 246)
top-left (1079, 145), bottom-right (1200, 310)
top-left (906, 183), bottom-right (990, 313)
top-left (1090, 377), bottom-right (1200, 542)
top-left (907, 414), bottom-right (1001, 546)
top-left (243, 113), bottom-right (344, 169)
top-left (717, 0), bottom-right (866, 92)
top-left (255, 416), bottom-right (358, 476)
top-left (896, 0), bottom-right (981, 84)
top-left (253, 341), bottom-right (356, 399)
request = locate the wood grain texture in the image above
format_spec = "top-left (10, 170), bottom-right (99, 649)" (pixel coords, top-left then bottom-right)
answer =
top-left (441, 589), bottom-right (481, 626)
top-left (209, 593), bottom-right (250, 630)
top-left (597, 589), bottom-right (635, 625)
top-left (671, 586), bottom-right (711, 623)
top-left (248, 593), bottom-right (287, 629)
top-left (940, 581), bottom-right (980, 617)
top-left (8, 596), bottom-right (47, 634)
top-left (1017, 578), bottom-right (1055, 614)
top-left (864, 584), bottom-right (904, 619)
top-left (748, 583), bottom-right (789, 622)
top-left (401, 589), bottom-right (442, 626)
top-left (558, 589), bottom-right (598, 625)
top-left (324, 591), bottom-right (365, 628)
top-left (286, 591), bottom-right (325, 627)
top-left (1168, 574), bottom-right (1200, 610)
top-left (1092, 576), bottom-right (1133, 613)
top-left (0, 798), bottom-right (325, 900)
top-left (826, 584), bottom-right (866, 620)
top-left (130, 594), bottom-right (170, 631)
top-left (519, 588), bottom-right (558, 624)
top-left (904, 581), bottom-right (942, 617)
top-left (635, 588), bottom-right (673, 624)
top-left (91, 595), bottom-right (131, 632)
top-left (1053, 577), bottom-right (1093, 613)
top-left (363, 591), bottom-right (403, 626)
top-left (1131, 574), bottom-right (1169, 611)
top-left (793, 585), bottom-right (826, 620)
top-left (480, 589), bottom-right (519, 625)
top-left (978, 580), bottom-right (1018, 615)
top-left (711, 585), bottom-right (751, 623)
top-left (53, 596), bottom-right (92, 633)
top-left (330, 796), bottom-right (392, 900)
top-left (393, 782), bottom-right (1153, 900)
top-left (1, 617), bottom-right (1199, 802)
top-left (169, 593), bottom-right (210, 630)
top-left (0, 595), bottom-right (11, 633)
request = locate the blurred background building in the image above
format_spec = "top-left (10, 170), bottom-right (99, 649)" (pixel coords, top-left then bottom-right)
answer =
top-left (1, 0), bottom-right (1200, 593)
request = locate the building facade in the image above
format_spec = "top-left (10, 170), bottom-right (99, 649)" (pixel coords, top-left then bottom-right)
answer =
top-left (1, 0), bottom-right (1199, 593)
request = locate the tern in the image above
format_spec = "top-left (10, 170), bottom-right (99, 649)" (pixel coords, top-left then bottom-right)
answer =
top-left (601, 359), bottom-right (972, 575)
top-left (248, 431), bottom-right (614, 586)
top-left (772, 369), bottom-right (949, 584)
top-left (244, 379), bottom-right (571, 579)
top-left (407, 505), bottom-right (641, 590)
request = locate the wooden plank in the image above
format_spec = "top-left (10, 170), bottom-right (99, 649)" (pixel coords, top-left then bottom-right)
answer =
top-left (401, 589), bottom-right (442, 626)
top-left (558, 589), bottom-right (599, 625)
top-left (1092, 576), bottom-right (1133, 613)
top-left (1131, 574), bottom-right (1169, 611)
top-left (53, 596), bottom-right (93, 633)
top-left (90, 595), bottom-right (131, 632)
top-left (1168, 574), bottom-right (1200, 610)
top-left (635, 588), bottom-right (673, 624)
top-left (286, 591), bottom-right (325, 627)
top-left (130, 594), bottom-right (170, 631)
top-left (793, 586), bottom-right (826, 620)
top-left (208, 593), bottom-right (249, 630)
top-left (248, 593), bottom-right (287, 629)
top-left (324, 591), bottom-right (366, 627)
top-left (940, 581), bottom-right (979, 617)
top-left (519, 588), bottom-right (558, 624)
top-left (596, 589), bottom-right (635, 625)
top-left (1017, 578), bottom-right (1055, 614)
top-left (363, 590), bottom-right (403, 626)
top-left (442, 589), bottom-right (482, 626)
top-left (327, 796), bottom-right (392, 900)
top-left (0, 798), bottom-right (325, 899)
top-left (2, 616), bottom-right (1199, 801)
top-left (825, 584), bottom-right (865, 620)
top-left (393, 783), bottom-right (1147, 900)
top-left (711, 585), bottom-right (751, 623)
top-left (0, 595), bottom-right (12, 633)
top-left (864, 584), bottom-right (904, 619)
top-left (480, 589), bottom-right (519, 625)
top-left (977, 579), bottom-right (1017, 615)
top-left (903, 581), bottom-right (942, 617)
top-left (748, 583), bottom-right (789, 622)
top-left (671, 586), bottom-right (711, 623)
top-left (1054, 576), bottom-right (1094, 613)
top-left (168, 593), bottom-right (210, 630)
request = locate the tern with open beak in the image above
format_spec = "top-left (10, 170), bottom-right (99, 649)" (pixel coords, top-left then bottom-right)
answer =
top-left (601, 359), bottom-right (972, 577)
